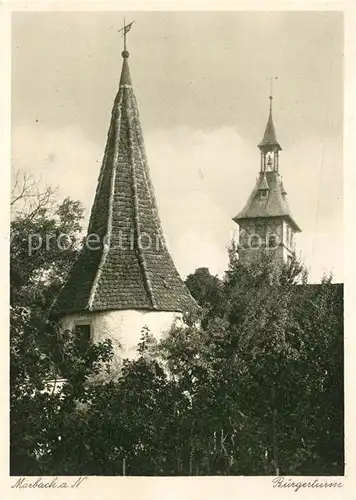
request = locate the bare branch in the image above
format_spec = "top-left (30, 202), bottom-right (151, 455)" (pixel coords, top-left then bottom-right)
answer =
top-left (11, 169), bottom-right (58, 221)
top-left (11, 170), bottom-right (37, 207)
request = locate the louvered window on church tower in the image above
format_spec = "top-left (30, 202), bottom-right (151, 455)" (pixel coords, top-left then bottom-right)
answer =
top-left (74, 324), bottom-right (91, 344)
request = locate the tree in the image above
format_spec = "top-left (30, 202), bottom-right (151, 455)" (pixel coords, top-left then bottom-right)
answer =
top-left (36, 331), bottom-right (192, 476)
top-left (10, 171), bottom-right (114, 475)
top-left (185, 267), bottom-right (223, 327)
top-left (10, 309), bottom-right (113, 475)
top-left (185, 267), bottom-right (222, 307)
top-left (158, 250), bottom-right (344, 475)
top-left (11, 170), bottom-right (84, 311)
top-left (10, 173), bottom-right (343, 476)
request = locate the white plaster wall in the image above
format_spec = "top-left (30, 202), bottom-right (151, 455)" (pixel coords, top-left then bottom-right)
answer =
top-left (61, 309), bottom-right (182, 360)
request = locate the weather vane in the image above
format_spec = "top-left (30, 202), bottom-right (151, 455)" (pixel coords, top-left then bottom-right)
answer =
top-left (118, 18), bottom-right (135, 52)
top-left (266, 76), bottom-right (278, 99)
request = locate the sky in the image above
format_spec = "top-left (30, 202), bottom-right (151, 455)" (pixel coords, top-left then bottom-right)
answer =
top-left (11, 10), bottom-right (343, 282)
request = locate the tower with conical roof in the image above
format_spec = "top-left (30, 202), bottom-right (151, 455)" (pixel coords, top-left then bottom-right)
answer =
top-left (233, 95), bottom-right (301, 265)
top-left (55, 35), bottom-right (196, 358)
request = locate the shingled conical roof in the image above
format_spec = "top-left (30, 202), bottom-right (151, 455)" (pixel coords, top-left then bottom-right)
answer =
top-left (56, 50), bottom-right (196, 315)
top-left (258, 97), bottom-right (282, 151)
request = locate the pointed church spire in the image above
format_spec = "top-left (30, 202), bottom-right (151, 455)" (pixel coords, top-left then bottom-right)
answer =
top-left (233, 90), bottom-right (301, 238)
top-left (55, 35), bottom-right (196, 315)
top-left (258, 96), bottom-right (282, 152)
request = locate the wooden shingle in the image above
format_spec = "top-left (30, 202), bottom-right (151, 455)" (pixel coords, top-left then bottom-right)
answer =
top-left (56, 52), bottom-right (197, 315)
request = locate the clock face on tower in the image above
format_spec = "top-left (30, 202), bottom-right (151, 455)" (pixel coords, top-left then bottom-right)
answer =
top-left (239, 220), bottom-right (284, 251)
top-left (240, 223), bottom-right (264, 249)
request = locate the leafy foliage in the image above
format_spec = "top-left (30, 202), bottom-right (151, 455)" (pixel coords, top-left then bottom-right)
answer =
top-left (10, 178), bottom-right (113, 474)
top-left (10, 174), bottom-right (343, 476)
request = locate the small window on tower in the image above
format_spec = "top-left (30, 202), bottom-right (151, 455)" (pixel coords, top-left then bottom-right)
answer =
top-left (74, 324), bottom-right (91, 344)
top-left (260, 189), bottom-right (268, 199)
top-left (268, 235), bottom-right (277, 248)
top-left (287, 255), bottom-right (293, 267)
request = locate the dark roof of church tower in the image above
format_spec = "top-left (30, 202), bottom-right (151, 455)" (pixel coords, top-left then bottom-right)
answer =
top-left (233, 171), bottom-right (301, 232)
top-left (55, 50), bottom-right (197, 315)
top-left (258, 97), bottom-right (282, 151)
top-left (258, 173), bottom-right (270, 191)
top-left (280, 178), bottom-right (287, 195)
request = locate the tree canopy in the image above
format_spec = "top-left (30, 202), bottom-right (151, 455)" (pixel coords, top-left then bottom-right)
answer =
top-left (10, 173), bottom-right (343, 476)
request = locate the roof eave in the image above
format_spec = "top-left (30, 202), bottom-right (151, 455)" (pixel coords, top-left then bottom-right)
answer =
top-left (57, 305), bottom-right (190, 318)
top-left (233, 214), bottom-right (301, 232)
top-left (258, 142), bottom-right (282, 151)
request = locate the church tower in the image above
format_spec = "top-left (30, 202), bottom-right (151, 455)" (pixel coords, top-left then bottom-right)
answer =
top-left (55, 38), bottom-right (196, 358)
top-left (233, 95), bottom-right (301, 265)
